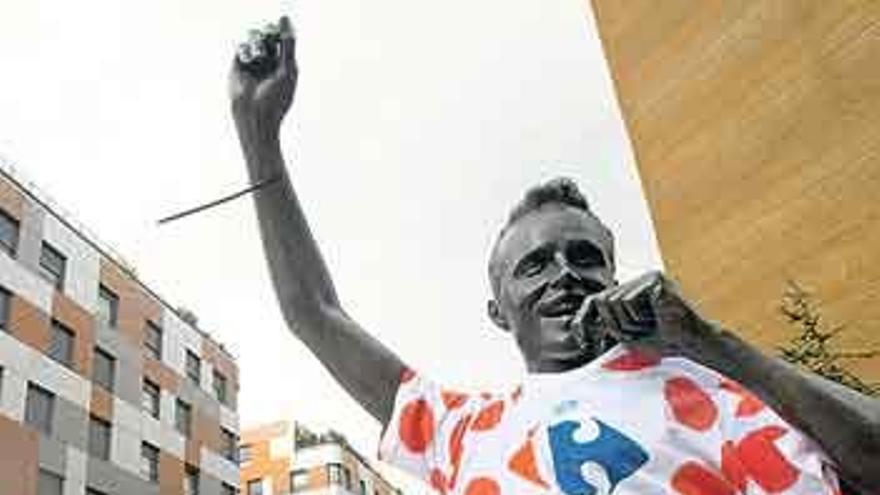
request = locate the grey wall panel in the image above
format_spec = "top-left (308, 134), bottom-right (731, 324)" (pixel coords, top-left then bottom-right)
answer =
top-left (94, 325), bottom-right (142, 407)
top-left (52, 392), bottom-right (88, 451)
top-left (87, 456), bottom-right (160, 495)
top-left (17, 200), bottom-right (45, 273)
top-left (178, 379), bottom-right (220, 422)
top-left (37, 435), bottom-right (67, 474)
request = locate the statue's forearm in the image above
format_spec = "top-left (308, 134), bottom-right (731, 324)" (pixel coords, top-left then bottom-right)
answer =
top-left (692, 325), bottom-right (880, 493)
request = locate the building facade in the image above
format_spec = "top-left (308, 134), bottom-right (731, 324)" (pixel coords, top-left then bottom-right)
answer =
top-left (589, 1), bottom-right (880, 381)
top-left (240, 421), bottom-right (401, 495)
top-left (0, 162), bottom-right (240, 494)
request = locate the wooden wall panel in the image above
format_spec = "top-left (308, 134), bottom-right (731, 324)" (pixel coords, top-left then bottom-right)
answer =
top-left (590, 1), bottom-right (880, 380)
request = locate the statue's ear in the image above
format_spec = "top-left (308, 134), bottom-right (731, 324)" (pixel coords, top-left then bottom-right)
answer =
top-left (487, 299), bottom-right (510, 331)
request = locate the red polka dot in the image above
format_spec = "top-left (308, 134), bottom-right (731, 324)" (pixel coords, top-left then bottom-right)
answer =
top-left (721, 441), bottom-right (747, 492)
top-left (736, 426), bottom-right (800, 493)
top-left (430, 469), bottom-right (448, 494)
top-left (398, 399), bottom-right (434, 453)
top-left (448, 415), bottom-right (472, 490)
top-left (464, 477), bottom-right (500, 495)
top-left (400, 367), bottom-right (416, 384)
top-left (442, 390), bottom-right (468, 410)
top-left (720, 379), bottom-right (765, 417)
top-left (602, 348), bottom-right (661, 371)
top-left (664, 376), bottom-right (718, 431)
top-left (671, 462), bottom-right (736, 495)
top-left (472, 400), bottom-right (505, 431)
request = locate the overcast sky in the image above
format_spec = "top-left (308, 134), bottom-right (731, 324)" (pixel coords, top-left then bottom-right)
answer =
top-left (0, 0), bottom-right (662, 492)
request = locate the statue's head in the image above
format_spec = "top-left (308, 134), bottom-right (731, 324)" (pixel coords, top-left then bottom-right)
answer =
top-left (487, 177), bottom-right (616, 372)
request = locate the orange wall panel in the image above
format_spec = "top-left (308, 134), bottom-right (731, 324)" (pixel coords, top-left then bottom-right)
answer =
top-left (0, 177), bottom-right (25, 221)
top-left (52, 292), bottom-right (95, 377)
top-left (0, 415), bottom-right (38, 495)
top-left (9, 295), bottom-right (50, 353)
top-left (159, 451), bottom-right (184, 495)
top-left (90, 386), bottom-right (114, 422)
top-left (99, 259), bottom-right (163, 348)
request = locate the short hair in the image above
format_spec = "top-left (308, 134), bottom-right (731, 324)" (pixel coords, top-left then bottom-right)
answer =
top-left (488, 177), bottom-right (615, 295)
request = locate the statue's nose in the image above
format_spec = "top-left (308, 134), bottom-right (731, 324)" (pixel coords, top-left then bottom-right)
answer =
top-left (550, 251), bottom-right (582, 289)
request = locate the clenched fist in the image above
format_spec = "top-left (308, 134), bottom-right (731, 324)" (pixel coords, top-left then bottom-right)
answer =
top-left (230, 16), bottom-right (298, 132)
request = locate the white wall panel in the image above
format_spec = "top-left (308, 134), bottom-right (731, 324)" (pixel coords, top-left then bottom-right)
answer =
top-left (0, 252), bottom-right (53, 313)
top-left (41, 214), bottom-right (100, 312)
top-left (141, 414), bottom-right (161, 450)
top-left (200, 447), bottom-right (240, 488)
top-left (219, 404), bottom-right (239, 434)
top-left (63, 445), bottom-right (87, 495)
top-left (0, 330), bottom-right (90, 408)
top-left (0, 366), bottom-right (27, 421)
top-left (162, 310), bottom-right (203, 385)
top-left (112, 398), bottom-right (143, 475)
top-left (293, 443), bottom-right (344, 470)
top-left (270, 432), bottom-right (293, 461)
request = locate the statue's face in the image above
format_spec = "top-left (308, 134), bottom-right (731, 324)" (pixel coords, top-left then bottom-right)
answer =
top-left (489, 205), bottom-right (615, 372)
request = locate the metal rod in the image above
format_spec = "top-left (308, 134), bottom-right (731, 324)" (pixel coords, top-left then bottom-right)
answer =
top-left (157, 176), bottom-right (281, 225)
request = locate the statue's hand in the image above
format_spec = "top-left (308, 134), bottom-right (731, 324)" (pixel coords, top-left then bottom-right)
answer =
top-left (576, 271), bottom-right (717, 359)
top-left (229, 16), bottom-right (297, 132)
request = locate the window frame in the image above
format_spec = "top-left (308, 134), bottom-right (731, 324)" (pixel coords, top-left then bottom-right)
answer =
top-left (221, 427), bottom-right (237, 462)
top-left (0, 286), bottom-right (11, 332)
top-left (239, 443), bottom-right (252, 465)
top-left (26, 382), bottom-right (55, 435)
top-left (0, 208), bottom-right (19, 257)
top-left (291, 470), bottom-right (310, 493)
top-left (39, 242), bottom-right (66, 290)
top-left (88, 415), bottom-right (112, 461)
top-left (97, 284), bottom-right (119, 329)
top-left (92, 346), bottom-right (116, 391)
top-left (140, 441), bottom-right (160, 483)
top-left (213, 369), bottom-right (228, 404)
top-left (184, 465), bottom-right (200, 495)
top-left (142, 378), bottom-right (161, 419)
top-left (144, 321), bottom-right (162, 360)
top-left (247, 479), bottom-right (263, 495)
top-left (48, 320), bottom-right (75, 368)
top-left (38, 468), bottom-right (64, 495)
top-left (175, 398), bottom-right (192, 437)
top-left (185, 349), bottom-right (201, 384)
top-left (327, 463), bottom-right (351, 489)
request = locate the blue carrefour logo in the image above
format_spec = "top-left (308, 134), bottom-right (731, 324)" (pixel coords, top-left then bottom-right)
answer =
top-left (548, 418), bottom-right (649, 495)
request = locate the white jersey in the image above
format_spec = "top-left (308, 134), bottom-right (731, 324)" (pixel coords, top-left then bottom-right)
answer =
top-left (378, 345), bottom-right (840, 495)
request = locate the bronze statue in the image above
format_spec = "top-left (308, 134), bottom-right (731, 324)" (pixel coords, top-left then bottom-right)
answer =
top-left (230, 17), bottom-right (879, 495)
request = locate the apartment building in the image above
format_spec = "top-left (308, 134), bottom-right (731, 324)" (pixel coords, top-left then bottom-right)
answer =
top-left (240, 421), bottom-right (402, 495)
top-left (588, 1), bottom-right (880, 380)
top-left (0, 162), bottom-right (240, 494)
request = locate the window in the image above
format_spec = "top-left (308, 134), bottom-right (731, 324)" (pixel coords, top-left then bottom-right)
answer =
top-left (142, 379), bottom-right (160, 419)
top-left (38, 469), bottom-right (63, 495)
top-left (0, 286), bottom-right (10, 331)
top-left (291, 471), bottom-right (310, 492)
top-left (360, 480), bottom-right (367, 495)
top-left (39, 242), bottom-right (66, 290)
top-left (221, 428), bottom-right (236, 462)
top-left (185, 350), bottom-right (201, 384)
top-left (97, 285), bottom-right (118, 329)
top-left (239, 443), bottom-right (252, 464)
top-left (140, 442), bottom-right (159, 482)
top-left (175, 399), bottom-right (192, 437)
top-left (327, 463), bottom-right (350, 488)
top-left (86, 488), bottom-right (108, 495)
top-left (0, 208), bottom-right (19, 256)
top-left (25, 382), bottom-right (54, 435)
top-left (88, 416), bottom-right (112, 460)
top-left (247, 479), bottom-right (263, 495)
top-left (47, 321), bottom-right (75, 368)
top-left (144, 321), bottom-right (162, 360)
top-left (222, 483), bottom-right (238, 495)
top-left (213, 370), bottom-right (228, 404)
top-left (184, 465), bottom-right (199, 495)
top-left (92, 347), bottom-right (115, 391)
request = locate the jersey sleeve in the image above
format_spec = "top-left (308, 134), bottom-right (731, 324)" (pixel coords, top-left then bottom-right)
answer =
top-left (378, 366), bottom-right (477, 491)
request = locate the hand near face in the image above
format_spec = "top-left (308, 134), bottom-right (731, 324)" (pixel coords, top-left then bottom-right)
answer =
top-left (575, 271), bottom-right (716, 359)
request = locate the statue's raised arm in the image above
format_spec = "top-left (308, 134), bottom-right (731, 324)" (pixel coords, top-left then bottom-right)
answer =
top-left (229, 17), bottom-right (405, 425)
